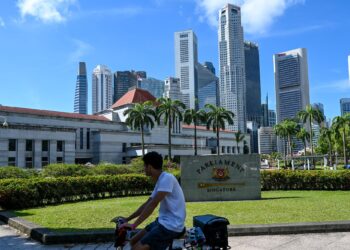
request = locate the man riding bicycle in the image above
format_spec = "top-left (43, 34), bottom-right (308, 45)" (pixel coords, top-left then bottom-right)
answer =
top-left (118, 151), bottom-right (186, 250)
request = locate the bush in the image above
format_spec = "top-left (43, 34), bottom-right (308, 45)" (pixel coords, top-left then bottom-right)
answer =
top-left (41, 164), bottom-right (92, 177)
top-left (0, 174), bottom-right (154, 209)
top-left (261, 170), bottom-right (350, 190)
top-left (93, 163), bottom-right (134, 175)
top-left (0, 167), bottom-right (39, 179)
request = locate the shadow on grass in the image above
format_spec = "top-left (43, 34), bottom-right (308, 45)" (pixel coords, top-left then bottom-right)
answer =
top-left (261, 196), bottom-right (302, 200)
top-left (12, 211), bottom-right (35, 217)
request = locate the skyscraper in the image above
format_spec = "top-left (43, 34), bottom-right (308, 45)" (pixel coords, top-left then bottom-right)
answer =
top-left (164, 77), bottom-right (181, 100)
top-left (203, 61), bottom-right (215, 75)
top-left (268, 110), bottom-right (276, 127)
top-left (197, 63), bottom-right (219, 109)
top-left (139, 77), bottom-right (164, 98)
top-left (340, 98), bottom-right (350, 116)
top-left (274, 48), bottom-right (310, 122)
top-left (244, 41), bottom-right (261, 125)
top-left (218, 4), bottom-right (246, 132)
top-left (113, 71), bottom-right (138, 102)
top-left (74, 62), bottom-right (88, 114)
top-left (175, 30), bottom-right (198, 109)
top-left (92, 65), bottom-right (113, 114)
top-left (261, 95), bottom-right (269, 127)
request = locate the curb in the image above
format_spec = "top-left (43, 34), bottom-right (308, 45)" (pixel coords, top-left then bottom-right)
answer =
top-left (1, 211), bottom-right (350, 244)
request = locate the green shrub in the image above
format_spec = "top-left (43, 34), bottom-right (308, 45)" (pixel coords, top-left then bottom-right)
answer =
top-left (261, 170), bottom-right (350, 190)
top-left (0, 167), bottom-right (39, 179)
top-left (41, 164), bottom-right (92, 177)
top-left (93, 163), bottom-right (134, 175)
top-left (0, 174), bottom-right (154, 209)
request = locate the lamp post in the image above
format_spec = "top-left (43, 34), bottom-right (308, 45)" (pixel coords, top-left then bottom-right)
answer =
top-left (0, 116), bottom-right (8, 127)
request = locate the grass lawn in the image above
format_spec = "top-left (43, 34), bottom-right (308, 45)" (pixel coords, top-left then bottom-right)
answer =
top-left (13, 191), bottom-right (350, 232)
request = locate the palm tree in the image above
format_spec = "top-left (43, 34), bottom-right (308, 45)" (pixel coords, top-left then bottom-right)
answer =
top-left (204, 104), bottom-right (234, 155)
top-left (274, 123), bottom-right (289, 167)
top-left (155, 97), bottom-right (186, 161)
top-left (332, 113), bottom-right (350, 166)
top-left (319, 127), bottom-right (334, 167)
top-left (297, 105), bottom-right (325, 157)
top-left (234, 130), bottom-right (245, 154)
top-left (123, 101), bottom-right (156, 156)
top-left (296, 127), bottom-right (310, 156)
top-left (184, 108), bottom-right (206, 155)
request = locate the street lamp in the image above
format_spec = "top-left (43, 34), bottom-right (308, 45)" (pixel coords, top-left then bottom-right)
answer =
top-left (0, 116), bottom-right (8, 127)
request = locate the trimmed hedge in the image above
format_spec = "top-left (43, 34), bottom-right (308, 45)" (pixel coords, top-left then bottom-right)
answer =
top-left (0, 174), bottom-right (153, 209)
top-left (261, 170), bottom-right (350, 190)
top-left (0, 167), bottom-right (39, 179)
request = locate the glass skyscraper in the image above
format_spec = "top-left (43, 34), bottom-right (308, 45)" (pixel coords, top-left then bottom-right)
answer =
top-left (164, 77), bottom-right (181, 101)
top-left (74, 62), bottom-right (88, 114)
top-left (92, 65), bottom-right (113, 114)
top-left (244, 41), bottom-right (261, 126)
top-left (218, 4), bottom-right (246, 132)
top-left (197, 63), bottom-right (219, 109)
top-left (139, 77), bottom-right (164, 98)
top-left (340, 98), bottom-right (350, 116)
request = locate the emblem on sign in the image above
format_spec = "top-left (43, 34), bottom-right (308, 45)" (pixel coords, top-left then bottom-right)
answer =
top-left (212, 166), bottom-right (230, 181)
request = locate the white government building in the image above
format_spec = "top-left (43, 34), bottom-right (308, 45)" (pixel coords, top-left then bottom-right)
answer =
top-left (0, 88), bottom-right (250, 169)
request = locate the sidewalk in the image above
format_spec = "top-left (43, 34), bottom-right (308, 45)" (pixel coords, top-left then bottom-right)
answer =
top-left (1, 221), bottom-right (350, 249)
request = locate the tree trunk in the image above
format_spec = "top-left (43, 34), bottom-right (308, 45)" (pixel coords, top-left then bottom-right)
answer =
top-left (217, 127), bottom-right (220, 156)
top-left (194, 121), bottom-right (197, 156)
top-left (284, 138), bottom-right (287, 168)
top-left (168, 115), bottom-right (172, 161)
top-left (309, 119), bottom-right (314, 156)
top-left (342, 131), bottom-right (347, 166)
top-left (141, 125), bottom-right (145, 156)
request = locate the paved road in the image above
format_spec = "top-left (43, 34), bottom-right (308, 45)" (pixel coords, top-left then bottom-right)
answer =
top-left (1, 221), bottom-right (350, 249)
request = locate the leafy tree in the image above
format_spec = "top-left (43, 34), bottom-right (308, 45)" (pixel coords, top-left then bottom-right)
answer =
top-left (156, 97), bottom-right (186, 161)
top-left (296, 127), bottom-right (310, 156)
top-left (123, 101), bottom-right (156, 156)
top-left (297, 104), bottom-right (325, 157)
top-left (332, 113), bottom-right (350, 166)
top-left (204, 104), bottom-right (234, 155)
top-left (235, 130), bottom-right (245, 154)
top-left (184, 108), bottom-right (206, 155)
top-left (319, 127), bottom-right (334, 167)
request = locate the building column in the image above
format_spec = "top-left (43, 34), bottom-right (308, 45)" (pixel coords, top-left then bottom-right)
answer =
top-left (34, 140), bottom-right (42, 169)
top-left (17, 139), bottom-right (25, 168)
top-left (49, 140), bottom-right (57, 164)
top-left (0, 139), bottom-right (7, 166)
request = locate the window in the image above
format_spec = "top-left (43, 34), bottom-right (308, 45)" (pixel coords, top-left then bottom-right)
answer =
top-left (42, 140), bottom-right (49, 152)
top-left (87, 128), bottom-right (90, 150)
top-left (42, 157), bottom-right (49, 167)
top-left (57, 141), bottom-right (64, 152)
top-left (232, 147), bottom-right (235, 154)
top-left (80, 128), bottom-right (84, 149)
top-left (8, 157), bottom-right (16, 166)
top-left (26, 140), bottom-right (33, 151)
top-left (25, 157), bottom-right (33, 168)
top-left (56, 157), bottom-right (63, 163)
top-left (222, 146), bottom-right (225, 153)
top-left (8, 139), bottom-right (16, 151)
top-left (122, 143), bottom-right (127, 153)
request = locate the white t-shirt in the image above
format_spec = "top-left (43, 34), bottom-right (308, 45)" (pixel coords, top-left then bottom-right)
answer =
top-left (150, 172), bottom-right (186, 233)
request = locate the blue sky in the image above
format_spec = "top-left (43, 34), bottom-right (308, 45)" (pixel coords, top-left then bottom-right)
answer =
top-left (0, 0), bottom-right (349, 121)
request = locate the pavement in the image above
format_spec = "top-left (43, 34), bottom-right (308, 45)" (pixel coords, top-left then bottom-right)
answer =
top-left (1, 221), bottom-right (350, 250)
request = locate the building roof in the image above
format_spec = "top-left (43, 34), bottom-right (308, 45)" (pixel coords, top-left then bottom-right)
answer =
top-left (182, 124), bottom-right (235, 133)
top-left (0, 105), bottom-right (110, 122)
top-left (111, 88), bottom-right (156, 109)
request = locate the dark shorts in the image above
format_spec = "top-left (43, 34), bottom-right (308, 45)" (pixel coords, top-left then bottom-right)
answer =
top-left (140, 219), bottom-right (183, 250)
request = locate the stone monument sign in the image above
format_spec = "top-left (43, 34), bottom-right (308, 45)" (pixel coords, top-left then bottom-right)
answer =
top-left (181, 154), bottom-right (261, 201)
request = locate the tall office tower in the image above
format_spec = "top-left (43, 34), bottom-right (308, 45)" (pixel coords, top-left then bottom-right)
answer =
top-left (274, 48), bottom-right (310, 122)
top-left (258, 127), bottom-right (277, 154)
top-left (92, 65), bottom-right (113, 114)
top-left (175, 30), bottom-right (198, 109)
top-left (74, 62), bottom-right (88, 114)
top-left (247, 121), bottom-right (259, 153)
top-left (164, 77), bottom-right (181, 100)
top-left (218, 4), bottom-right (247, 132)
top-left (340, 98), bottom-right (350, 116)
top-left (268, 109), bottom-right (276, 127)
top-left (113, 71), bottom-right (138, 102)
top-left (244, 41), bottom-right (261, 126)
top-left (203, 61), bottom-right (216, 75)
top-left (312, 102), bottom-right (326, 125)
top-left (197, 63), bottom-right (219, 109)
top-left (139, 77), bottom-right (164, 98)
top-left (261, 95), bottom-right (269, 127)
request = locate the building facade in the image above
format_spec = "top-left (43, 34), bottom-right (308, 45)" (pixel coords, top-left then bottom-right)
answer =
top-left (175, 30), bottom-right (198, 109)
top-left (244, 41), bottom-right (261, 125)
top-left (203, 61), bottom-right (215, 75)
top-left (218, 4), bottom-right (246, 132)
top-left (340, 98), bottom-right (350, 116)
top-left (139, 77), bottom-right (164, 98)
top-left (258, 127), bottom-right (277, 154)
top-left (92, 65), bottom-right (113, 114)
top-left (197, 63), bottom-right (219, 109)
top-left (268, 110), bottom-right (276, 127)
top-left (164, 77), bottom-right (181, 101)
top-left (74, 62), bottom-right (88, 114)
top-left (113, 71), bottom-right (138, 103)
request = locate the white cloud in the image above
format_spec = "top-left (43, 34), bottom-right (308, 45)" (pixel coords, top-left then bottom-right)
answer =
top-left (17, 0), bottom-right (76, 23)
top-left (313, 78), bottom-right (350, 91)
top-left (196, 0), bottom-right (305, 34)
top-left (0, 17), bottom-right (5, 27)
top-left (69, 39), bottom-right (93, 62)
